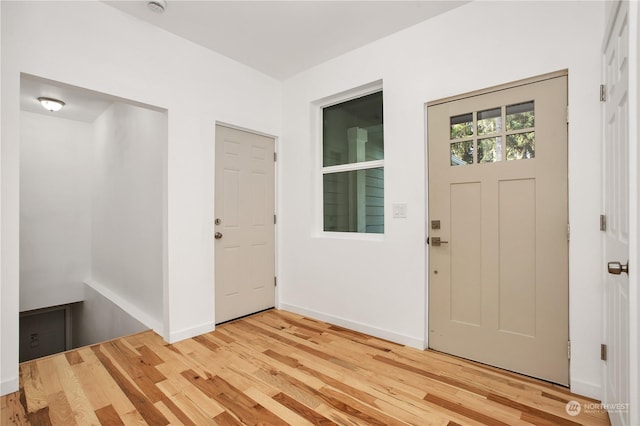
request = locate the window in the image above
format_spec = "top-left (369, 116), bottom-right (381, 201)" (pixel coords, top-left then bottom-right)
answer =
top-left (322, 91), bottom-right (384, 233)
top-left (449, 100), bottom-right (535, 166)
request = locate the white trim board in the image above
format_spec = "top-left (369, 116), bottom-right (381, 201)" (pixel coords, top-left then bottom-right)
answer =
top-left (281, 303), bottom-right (603, 399)
top-left (1, 377), bottom-right (19, 396)
top-left (168, 321), bottom-right (215, 344)
top-left (279, 303), bottom-right (424, 349)
top-left (84, 280), bottom-right (163, 335)
top-left (570, 380), bottom-right (601, 401)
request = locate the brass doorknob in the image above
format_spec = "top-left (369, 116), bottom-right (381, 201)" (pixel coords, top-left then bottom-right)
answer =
top-left (214, 232), bottom-right (223, 240)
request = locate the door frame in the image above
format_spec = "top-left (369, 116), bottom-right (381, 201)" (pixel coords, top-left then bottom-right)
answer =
top-left (213, 122), bottom-right (280, 320)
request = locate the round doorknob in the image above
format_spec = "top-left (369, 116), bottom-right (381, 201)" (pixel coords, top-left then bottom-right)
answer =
top-left (214, 232), bottom-right (223, 240)
top-left (608, 261), bottom-right (629, 275)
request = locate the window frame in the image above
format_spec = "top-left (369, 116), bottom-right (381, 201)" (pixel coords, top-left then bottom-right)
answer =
top-left (313, 81), bottom-right (385, 239)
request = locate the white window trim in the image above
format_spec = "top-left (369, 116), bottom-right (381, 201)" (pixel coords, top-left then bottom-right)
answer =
top-left (312, 80), bottom-right (384, 238)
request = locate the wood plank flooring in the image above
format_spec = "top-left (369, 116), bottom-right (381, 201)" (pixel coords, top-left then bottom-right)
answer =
top-left (1, 309), bottom-right (610, 425)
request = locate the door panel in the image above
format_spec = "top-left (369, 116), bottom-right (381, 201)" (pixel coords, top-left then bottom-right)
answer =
top-left (603, 2), bottom-right (630, 424)
top-left (499, 178), bottom-right (536, 337)
top-left (450, 182), bottom-right (482, 326)
top-left (428, 73), bottom-right (569, 385)
top-left (215, 125), bottom-right (275, 324)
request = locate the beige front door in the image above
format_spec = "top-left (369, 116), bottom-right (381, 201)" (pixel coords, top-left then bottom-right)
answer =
top-left (427, 72), bottom-right (569, 385)
top-left (215, 125), bottom-right (275, 324)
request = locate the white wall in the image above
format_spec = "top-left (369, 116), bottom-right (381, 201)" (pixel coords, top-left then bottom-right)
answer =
top-left (20, 112), bottom-right (91, 312)
top-left (92, 102), bottom-right (165, 331)
top-left (1, 1), bottom-right (282, 394)
top-left (279, 1), bottom-right (604, 398)
top-left (72, 284), bottom-right (148, 348)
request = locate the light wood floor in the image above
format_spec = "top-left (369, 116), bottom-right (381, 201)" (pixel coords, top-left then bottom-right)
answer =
top-left (2, 309), bottom-right (609, 425)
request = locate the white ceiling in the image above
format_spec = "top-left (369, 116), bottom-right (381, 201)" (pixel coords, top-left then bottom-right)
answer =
top-left (105, 0), bottom-right (469, 80)
top-left (21, 1), bottom-right (467, 122)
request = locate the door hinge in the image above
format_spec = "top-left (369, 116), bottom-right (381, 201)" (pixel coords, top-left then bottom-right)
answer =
top-left (567, 223), bottom-right (571, 242)
top-left (274, 276), bottom-right (277, 287)
top-left (600, 84), bottom-right (607, 102)
top-left (600, 214), bottom-right (607, 231)
top-left (568, 341), bottom-right (571, 360)
top-left (274, 152), bottom-right (277, 162)
top-left (274, 214), bottom-right (277, 225)
top-left (601, 343), bottom-right (607, 361)
top-left (566, 105), bottom-right (569, 123)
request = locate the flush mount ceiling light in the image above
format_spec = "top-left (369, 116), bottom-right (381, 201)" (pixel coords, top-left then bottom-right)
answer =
top-left (37, 97), bottom-right (65, 112)
top-left (147, 0), bottom-right (167, 13)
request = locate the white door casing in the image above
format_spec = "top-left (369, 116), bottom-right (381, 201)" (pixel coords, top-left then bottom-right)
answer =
top-left (214, 125), bottom-right (276, 324)
top-left (427, 72), bottom-right (569, 385)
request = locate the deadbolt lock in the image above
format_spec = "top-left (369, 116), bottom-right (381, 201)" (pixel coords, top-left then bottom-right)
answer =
top-left (431, 220), bottom-right (441, 229)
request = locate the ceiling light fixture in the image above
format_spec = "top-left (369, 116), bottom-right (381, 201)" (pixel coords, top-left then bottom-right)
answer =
top-left (147, 0), bottom-right (167, 13)
top-left (37, 97), bottom-right (65, 112)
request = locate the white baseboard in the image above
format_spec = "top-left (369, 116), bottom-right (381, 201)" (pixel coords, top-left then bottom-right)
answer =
top-left (168, 321), bottom-right (215, 343)
top-left (571, 379), bottom-right (602, 400)
top-left (84, 280), bottom-right (163, 334)
top-left (1, 377), bottom-right (19, 396)
top-left (279, 303), bottom-right (424, 349)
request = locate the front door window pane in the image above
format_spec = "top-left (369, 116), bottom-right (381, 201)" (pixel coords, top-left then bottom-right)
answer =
top-left (451, 141), bottom-right (474, 166)
top-left (506, 132), bottom-right (535, 160)
top-left (450, 113), bottom-right (474, 139)
top-left (477, 107), bottom-right (502, 135)
top-left (506, 101), bottom-right (535, 131)
top-left (478, 137), bottom-right (502, 163)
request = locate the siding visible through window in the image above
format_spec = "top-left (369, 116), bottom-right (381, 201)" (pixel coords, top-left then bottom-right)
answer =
top-left (322, 91), bottom-right (384, 234)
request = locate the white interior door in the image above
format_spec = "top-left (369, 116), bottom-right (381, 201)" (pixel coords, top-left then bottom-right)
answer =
top-left (215, 125), bottom-right (275, 324)
top-left (428, 72), bottom-right (569, 385)
top-left (602, 2), bottom-right (632, 425)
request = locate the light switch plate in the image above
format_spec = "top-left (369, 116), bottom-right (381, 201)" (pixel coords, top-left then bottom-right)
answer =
top-left (392, 203), bottom-right (407, 218)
